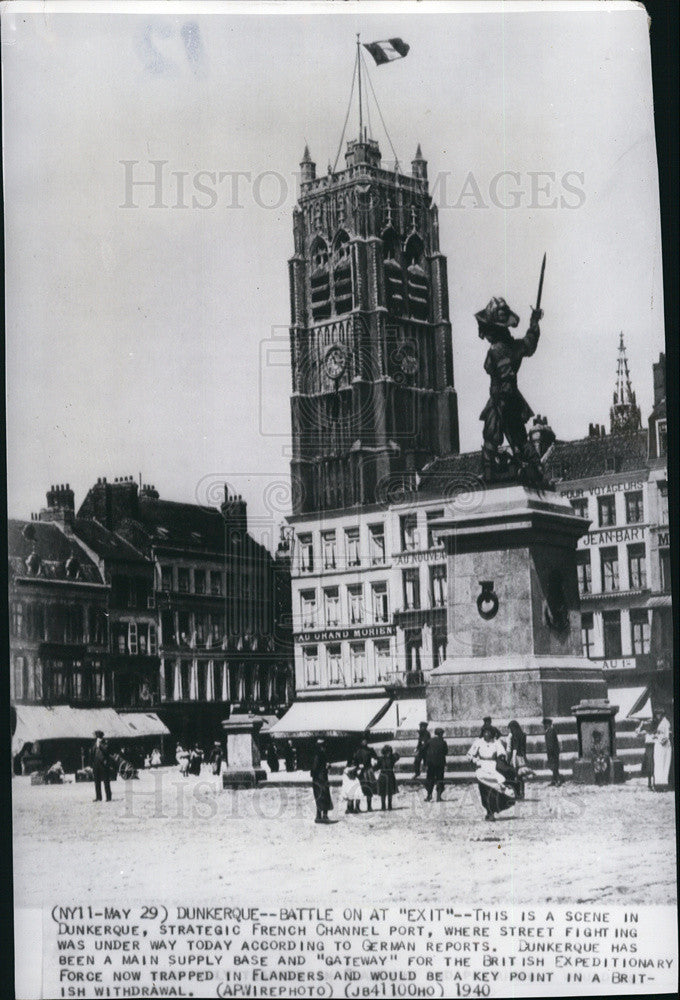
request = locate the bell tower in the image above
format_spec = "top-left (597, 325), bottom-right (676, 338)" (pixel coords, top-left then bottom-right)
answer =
top-left (288, 135), bottom-right (459, 515)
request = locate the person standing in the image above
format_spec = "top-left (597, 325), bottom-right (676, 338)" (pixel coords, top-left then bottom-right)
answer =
top-left (543, 718), bottom-right (563, 786)
top-left (467, 727), bottom-right (516, 821)
top-left (652, 708), bottom-right (672, 791)
top-left (310, 739), bottom-right (333, 823)
top-left (507, 720), bottom-right (533, 799)
top-left (353, 739), bottom-right (379, 812)
top-left (208, 741), bottom-right (223, 776)
top-left (377, 745), bottom-right (400, 811)
top-left (176, 743), bottom-right (190, 777)
top-left (413, 722), bottom-right (430, 778)
top-left (339, 760), bottom-right (363, 814)
top-left (284, 740), bottom-right (298, 772)
top-left (266, 741), bottom-right (280, 773)
top-left (424, 728), bottom-right (448, 802)
top-left (635, 718), bottom-right (656, 789)
top-left (189, 743), bottom-right (203, 776)
top-left (91, 730), bottom-right (113, 803)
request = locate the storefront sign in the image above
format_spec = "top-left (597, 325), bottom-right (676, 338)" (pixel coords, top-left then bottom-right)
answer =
top-left (294, 624), bottom-right (397, 643)
top-left (394, 548), bottom-right (446, 566)
top-left (584, 525), bottom-right (646, 546)
top-left (601, 657), bottom-right (637, 671)
top-left (562, 479), bottom-right (645, 500)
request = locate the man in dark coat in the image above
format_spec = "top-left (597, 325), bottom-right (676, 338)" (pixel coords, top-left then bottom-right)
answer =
top-left (424, 728), bottom-right (448, 802)
top-left (413, 722), bottom-right (431, 778)
top-left (543, 718), bottom-right (563, 786)
top-left (91, 730), bottom-right (113, 803)
top-left (476, 297), bottom-right (546, 486)
top-left (310, 739), bottom-right (333, 823)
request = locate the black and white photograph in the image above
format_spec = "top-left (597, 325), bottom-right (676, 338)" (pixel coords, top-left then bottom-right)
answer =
top-left (3, 1), bottom-right (678, 996)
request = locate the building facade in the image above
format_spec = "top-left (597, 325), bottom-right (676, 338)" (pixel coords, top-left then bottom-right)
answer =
top-left (8, 478), bottom-right (295, 751)
top-left (289, 138), bottom-right (459, 515)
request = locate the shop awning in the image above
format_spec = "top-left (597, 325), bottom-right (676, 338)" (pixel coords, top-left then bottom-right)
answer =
top-left (646, 595), bottom-right (672, 609)
top-left (371, 698), bottom-right (426, 733)
top-left (268, 698), bottom-right (390, 738)
top-left (12, 706), bottom-right (133, 756)
top-left (607, 686), bottom-right (651, 720)
top-left (119, 712), bottom-right (171, 737)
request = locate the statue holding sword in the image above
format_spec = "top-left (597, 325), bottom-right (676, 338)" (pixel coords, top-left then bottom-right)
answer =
top-left (476, 254), bottom-right (550, 488)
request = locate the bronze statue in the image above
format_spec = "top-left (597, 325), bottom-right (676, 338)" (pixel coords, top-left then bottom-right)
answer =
top-left (476, 257), bottom-right (550, 487)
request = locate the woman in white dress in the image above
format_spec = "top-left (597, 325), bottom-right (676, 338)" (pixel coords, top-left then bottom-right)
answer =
top-left (652, 709), bottom-right (672, 791)
top-left (339, 760), bottom-right (364, 814)
top-left (467, 726), bottom-right (516, 821)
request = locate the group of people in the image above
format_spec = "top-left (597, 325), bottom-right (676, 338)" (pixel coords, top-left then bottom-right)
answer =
top-left (143, 748), bottom-right (162, 769)
top-left (265, 739), bottom-right (298, 773)
top-left (311, 738), bottom-right (400, 823)
top-left (176, 742), bottom-right (223, 777)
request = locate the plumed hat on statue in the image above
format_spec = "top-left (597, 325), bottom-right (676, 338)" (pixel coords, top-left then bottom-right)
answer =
top-left (475, 296), bottom-right (519, 334)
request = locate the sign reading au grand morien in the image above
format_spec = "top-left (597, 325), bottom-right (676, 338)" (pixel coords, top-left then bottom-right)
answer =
top-left (294, 624), bottom-right (397, 643)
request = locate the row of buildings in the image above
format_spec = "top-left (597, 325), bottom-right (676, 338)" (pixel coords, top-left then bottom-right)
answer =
top-left (8, 129), bottom-right (672, 763)
top-left (8, 478), bottom-right (294, 760)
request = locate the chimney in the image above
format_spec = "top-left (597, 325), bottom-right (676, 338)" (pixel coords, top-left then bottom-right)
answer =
top-left (40, 482), bottom-right (75, 528)
top-left (529, 414), bottom-right (556, 459)
top-left (77, 476), bottom-right (139, 529)
top-left (221, 487), bottom-right (248, 538)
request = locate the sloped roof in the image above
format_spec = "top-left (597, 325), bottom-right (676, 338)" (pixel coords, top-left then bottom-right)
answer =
top-left (132, 498), bottom-right (229, 551)
top-left (7, 520), bottom-right (104, 584)
top-left (543, 430), bottom-right (648, 482)
top-left (72, 517), bottom-right (150, 564)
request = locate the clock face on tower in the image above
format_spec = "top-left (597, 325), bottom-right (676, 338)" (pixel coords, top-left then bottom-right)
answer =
top-left (323, 343), bottom-right (347, 381)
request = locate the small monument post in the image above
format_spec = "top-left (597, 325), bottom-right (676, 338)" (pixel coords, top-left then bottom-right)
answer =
top-left (221, 717), bottom-right (267, 789)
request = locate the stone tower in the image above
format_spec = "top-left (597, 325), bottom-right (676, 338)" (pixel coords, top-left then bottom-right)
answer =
top-left (288, 136), bottom-right (459, 515)
top-left (610, 332), bottom-right (641, 434)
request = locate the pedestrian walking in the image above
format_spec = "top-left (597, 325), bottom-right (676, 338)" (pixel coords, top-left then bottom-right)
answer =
top-left (339, 760), bottom-right (363, 814)
top-left (507, 720), bottom-right (534, 798)
top-left (424, 728), bottom-right (448, 802)
top-left (652, 708), bottom-right (672, 791)
top-left (467, 726), bottom-right (516, 821)
top-left (377, 745), bottom-right (399, 811)
top-left (413, 722), bottom-right (430, 777)
top-left (208, 741), bottom-right (223, 776)
top-left (353, 739), bottom-right (379, 812)
top-left (91, 730), bottom-right (113, 803)
top-left (310, 739), bottom-right (333, 824)
top-left (543, 718), bottom-right (563, 786)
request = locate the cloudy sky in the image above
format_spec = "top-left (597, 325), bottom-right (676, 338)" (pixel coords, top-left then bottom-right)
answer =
top-left (3, 1), bottom-right (664, 546)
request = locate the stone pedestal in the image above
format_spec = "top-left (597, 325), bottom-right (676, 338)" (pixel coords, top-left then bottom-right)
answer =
top-left (427, 485), bottom-right (606, 723)
top-left (221, 717), bottom-right (267, 789)
top-left (571, 700), bottom-right (625, 783)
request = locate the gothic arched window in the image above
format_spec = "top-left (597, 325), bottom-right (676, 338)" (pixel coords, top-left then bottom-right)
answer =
top-left (382, 226), bottom-right (404, 314)
top-left (310, 237), bottom-right (330, 321)
top-left (332, 230), bottom-right (353, 315)
top-left (405, 234), bottom-right (429, 320)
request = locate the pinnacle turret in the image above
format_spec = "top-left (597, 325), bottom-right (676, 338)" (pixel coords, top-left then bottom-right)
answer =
top-left (610, 332), bottom-right (641, 434)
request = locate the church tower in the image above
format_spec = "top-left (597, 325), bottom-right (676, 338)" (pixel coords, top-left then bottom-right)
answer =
top-left (610, 332), bottom-right (641, 434)
top-left (288, 134), bottom-right (459, 515)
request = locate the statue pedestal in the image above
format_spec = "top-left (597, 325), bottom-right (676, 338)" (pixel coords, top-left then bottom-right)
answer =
top-left (221, 718), bottom-right (267, 789)
top-left (571, 700), bottom-right (625, 784)
top-left (427, 485), bottom-right (606, 722)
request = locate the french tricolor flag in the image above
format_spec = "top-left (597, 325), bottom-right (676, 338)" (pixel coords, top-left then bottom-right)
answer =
top-left (363, 38), bottom-right (410, 66)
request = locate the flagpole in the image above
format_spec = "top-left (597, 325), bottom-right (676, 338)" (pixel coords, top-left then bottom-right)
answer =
top-left (356, 33), bottom-right (363, 141)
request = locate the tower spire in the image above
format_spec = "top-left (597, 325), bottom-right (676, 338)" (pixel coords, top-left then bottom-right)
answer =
top-left (610, 332), bottom-right (641, 434)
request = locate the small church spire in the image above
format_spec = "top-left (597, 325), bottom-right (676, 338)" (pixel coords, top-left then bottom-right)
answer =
top-left (412, 143), bottom-right (427, 180)
top-left (300, 144), bottom-right (316, 183)
top-left (610, 332), bottom-right (641, 434)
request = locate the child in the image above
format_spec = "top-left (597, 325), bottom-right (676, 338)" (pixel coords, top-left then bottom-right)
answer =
top-left (340, 761), bottom-right (363, 814)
